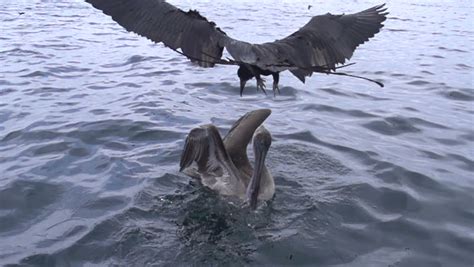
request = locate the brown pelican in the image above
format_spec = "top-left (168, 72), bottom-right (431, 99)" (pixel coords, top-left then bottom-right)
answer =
top-left (180, 109), bottom-right (274, 209)
top-left (85, 1), bottom-right (388, 95)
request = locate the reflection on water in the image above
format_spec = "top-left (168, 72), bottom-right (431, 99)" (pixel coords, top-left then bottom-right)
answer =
top-left (1, 0), bottom-right (473, 266)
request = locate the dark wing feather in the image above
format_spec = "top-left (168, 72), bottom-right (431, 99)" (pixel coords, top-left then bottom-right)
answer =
top-left (87, 1), bottom-right (386, 80)
top-left (85, 0), bottom-right (227, 67)
top-left (180, 125), bottom-right (242, 182)
top-left (224, 4), bottom-right (388, 79)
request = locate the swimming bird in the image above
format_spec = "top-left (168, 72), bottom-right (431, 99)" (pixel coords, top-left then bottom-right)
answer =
top-left (85, 1), bottom-right (388, 95)
top-left (180, 109), bottom-right (274, 209)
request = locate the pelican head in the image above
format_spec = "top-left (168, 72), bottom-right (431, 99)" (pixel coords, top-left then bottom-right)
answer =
top-left (247, 126), bottom-right (272, 209)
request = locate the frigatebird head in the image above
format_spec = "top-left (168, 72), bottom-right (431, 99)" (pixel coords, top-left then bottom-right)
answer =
top-left (247, 126), bottom-right (272, 209)
top-left (237, 66), bottom-right (254, 96)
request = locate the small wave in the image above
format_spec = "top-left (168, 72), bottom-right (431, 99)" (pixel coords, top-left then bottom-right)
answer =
top-left (0, 48), bottom-right (42, 56)
top-left (124, 70), bottom-right (182, 78)
top-left (373, 165), bottom-right (448, 198)
top-left (19, 71), bottom-right (83, 79)
top-left (24, 86), bottom-right (74, 95)
top-left (130, 129), bottom-right (181, 143)
top-left (19, 71), bottom-right (49, 78)
top-left (437, 46), bottom-right (468, 53)
top-left (270, 142), bottom-right (352, 177)
top-left (45, 66), bottom-right (91, 74)
top-left (32, 43), bottom-right (84, 51)
top-left (362, 116), bottom-right (422, 136)
top-left (458, 132), bottom-right (474, 142)
top-left (387, 28), bottom-right (408, 32)
top-left (432, 137), bottom-right (465, 146)
top-left (101, 55), bottom-right (162, 68)
top-left (389, 17), bottom-right (413, 22)
top-left (446, 153), bottom-right (474, 172)
top-left (0, 180), bottom-right (63, 234)
top-left (32, 141), bottom-right (71, 156)
top-left (0, 88), bottom-right (17, 96)
top-left (319, 88), bottom-right (352, 97)
top-left (455, 63), bottom-right (472, 70)
top-left (74, 196), bottom-right (129, 219)
top-left (302, 104), bottom-right (377, 118)
top-left (2, 129), bottom-right (61, 143)
top-left (406, 80), bottom-right (431, 86)
top-left (275, 131), bottom-right (379, 166)
top-left (440, 89), bottom-right (474, 101)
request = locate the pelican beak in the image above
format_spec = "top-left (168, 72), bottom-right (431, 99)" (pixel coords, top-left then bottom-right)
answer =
top-left (240, 79), bottom-right (247, 97)
top-left (247, 140), bottom-right (268, 210)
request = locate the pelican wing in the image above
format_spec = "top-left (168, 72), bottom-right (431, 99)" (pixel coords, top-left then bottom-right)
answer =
top-left (223, 109), bottom-right (271, 169)
top-left (180, 125), bottom-right (242, 184)
top-left (224, 4), bottom-right (388, 81)
top-left (85, 0), bottom-right (227, 67)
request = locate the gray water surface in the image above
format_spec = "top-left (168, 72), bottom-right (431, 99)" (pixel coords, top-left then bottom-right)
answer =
top-left (1, 0), bottom-right (473, 266)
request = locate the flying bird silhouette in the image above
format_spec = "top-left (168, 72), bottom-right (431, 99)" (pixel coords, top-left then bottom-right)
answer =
top-left (85, 0), bottom-right (388, 95)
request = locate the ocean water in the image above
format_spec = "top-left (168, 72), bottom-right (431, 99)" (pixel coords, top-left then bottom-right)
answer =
top-left (0, 0), bottom-right (473, 266)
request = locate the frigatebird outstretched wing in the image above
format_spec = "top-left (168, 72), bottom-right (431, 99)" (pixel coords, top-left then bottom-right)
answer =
top-left (86, 0), bottom-right (387, 82)
top-left (86, 0), bottom-right (227, 67)
top-left (227, 4), bottom-right (388, 82)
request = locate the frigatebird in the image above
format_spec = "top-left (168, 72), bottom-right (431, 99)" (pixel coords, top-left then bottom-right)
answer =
top-left (180, 109), bottom-right (273, 209)
top-left (85, 1), bottom-right (388, 96)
